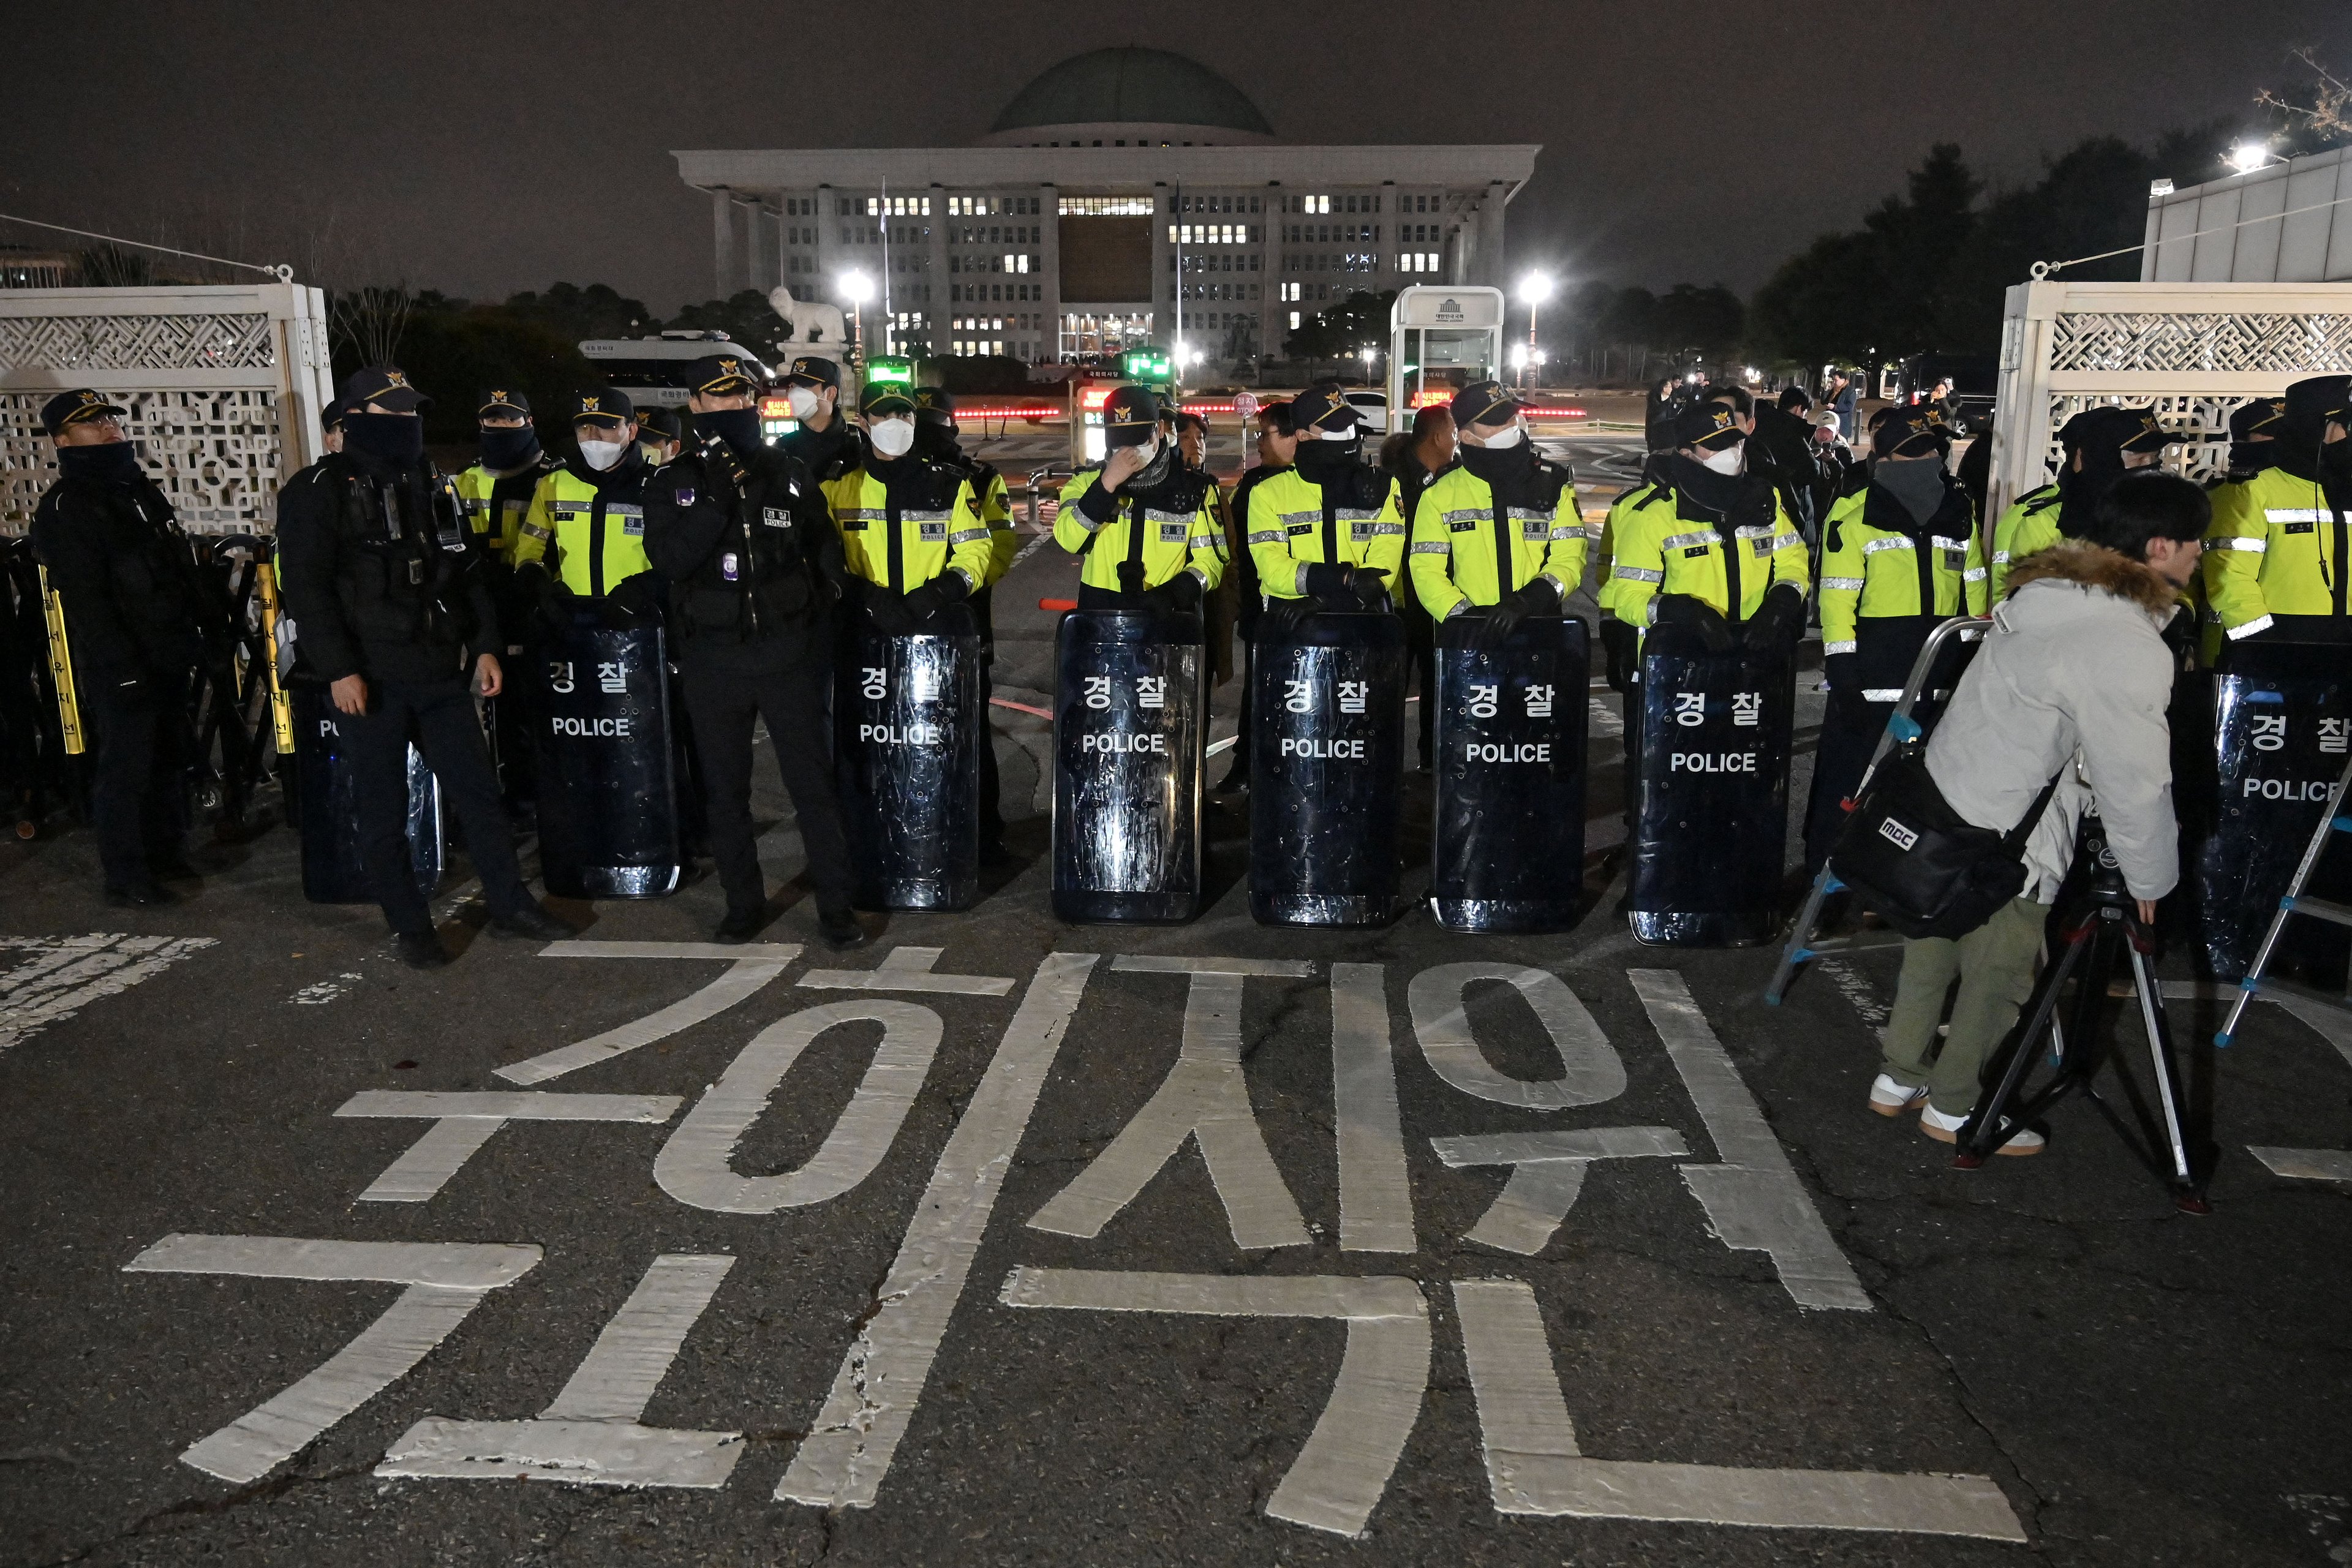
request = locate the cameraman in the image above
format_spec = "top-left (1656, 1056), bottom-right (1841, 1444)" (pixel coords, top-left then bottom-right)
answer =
top-left (1870, 472), bottom-right (2207, 1154)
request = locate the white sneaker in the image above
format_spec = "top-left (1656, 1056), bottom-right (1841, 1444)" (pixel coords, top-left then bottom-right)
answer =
top-left (1868, 1074), bottom-right (1929, 1117)
top-left (1919, 1102), bottom-right (2046, 1156)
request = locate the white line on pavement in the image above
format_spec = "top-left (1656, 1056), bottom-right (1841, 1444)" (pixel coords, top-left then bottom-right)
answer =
top-left (0, 935), bottom-right (217, 1053)
top-left (1430, 1127), bottom-right (1689, 1255)
top-left (797, 943), bottom-right (1017, 995)
top-left (1332, 963), bottom-right (1414, 1253)
top-left (1409, 962), bottom-right (1627, 1109)
top-left (496, 943), bottom-right (803, 1085)
top-left (335, 1091), bottom-right (682, 1202)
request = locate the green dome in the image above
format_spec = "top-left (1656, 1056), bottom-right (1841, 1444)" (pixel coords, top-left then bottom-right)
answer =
top-left (990, 48), bottom-right (1273, 137)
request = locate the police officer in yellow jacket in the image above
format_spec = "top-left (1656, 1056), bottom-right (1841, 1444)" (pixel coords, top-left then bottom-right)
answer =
top-left (914, 385), bottom-right (1020, 860)
top-left (1803, 406), bottom-right (1986, 872)
top-left (1246, 380), bottom-right (1404, 623)
top-left (454, 390), bottom-right (557, 564)
top-left (2204, 374), bottom-right (2352, 652)
top-left (824, 381), bottom-right (993, 633)
top-left (1052, 384), bottom-right (1227, 612)
top-left (513, 388), bottom-right (663, 615)
top-left (1989, 406), bottom-right (2169, 599)
top-left (1406, 379), bottom-right (1586, 645)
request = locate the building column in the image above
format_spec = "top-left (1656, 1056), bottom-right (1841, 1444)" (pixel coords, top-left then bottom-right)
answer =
top-left (1256, 187), bottom-right (1280, 372)
top-left (1151, 182), bottom-right (1173, 346)
top-left (812, 184), bottom-right (835, 312)
top-left (1038, 183), bottom-right (1061, 363)
top-left (1471, 181), bottom-right (1509, 290)
top-left (745, 201), bottom-right (776, 296)
top-left (710, 190), bottom-right (737, 300)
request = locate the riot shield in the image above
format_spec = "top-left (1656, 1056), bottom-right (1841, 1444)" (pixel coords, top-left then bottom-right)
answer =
top-left (1626, 638), bottom-right (1796, 946)
top-left (1052, 609), bottom-right (1205, 923)
top-left (535, 613), bottom-right (681, 900)
top-left (1430, 614), bottom-right (1591, 932)
top-left (837, 611), bottom-right (984, 911)
top-left (290, 683), bottom-right (442, 905)
top-left (1248, 611), bottom-right (1407, 927)
top-left (2198, 644), bottom-right (2352, 978)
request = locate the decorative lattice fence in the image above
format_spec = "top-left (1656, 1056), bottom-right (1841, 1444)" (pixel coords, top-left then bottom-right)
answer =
top-left (1989, 280), bottom-right (2352, 528)
top-left (0, 284), bottom-right (331, 535)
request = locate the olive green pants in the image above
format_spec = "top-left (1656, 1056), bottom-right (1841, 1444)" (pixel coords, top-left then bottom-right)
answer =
top-left (1882, 896), bottom-right (2049, 1117)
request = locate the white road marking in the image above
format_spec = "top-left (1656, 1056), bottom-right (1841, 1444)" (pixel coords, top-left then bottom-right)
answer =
top-left (287, 971), bottom-right (365, 1006)
top-left (1450, 1278), bottom-right (2024, 1539)
top-left (1430, 1127), bottom-right (1690, 1255)
top-left (0, 935), bottom-right (217, 1053)
top-left (1588, 696), bottom-right (1623, 738)
top-left (1027, 956), bottom-right (1316, 1251)
top-left (121, 1235), bottom-right (540, 1484)
top-left (1409, 962), bottom-right (1627, 1109)
top-left (1629, 970), bottom-right (1871, 1313)
top-left (380, 1254), bottom-right (742, 1489)
top-left (2248, 1147), bottom-right (2352, 1183)
top-left (798, 943), bottom-right (1016, 996)
top-left (1332, 963), bottom-right (1414, 1253)
top-left (1817, 958), bottom-right (1890, 1038)
top-left (334, 1091), bottom-right (682, 1202)
top-left (496, 942), bottom-right (802, 1085)
top-left (778, 952), bottom-right (1097, 1509)
top-left (1000, 1267), bottom-right (1430, 1538)
top-left (655, 1001), bottom-right (941, 1214)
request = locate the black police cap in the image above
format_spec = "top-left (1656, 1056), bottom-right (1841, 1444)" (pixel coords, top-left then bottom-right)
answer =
top-left (859, 381), bottom-right (919, 418)
top-left (2230, 397), bottom-right (2286, 440)
top-left (571, 386), bottom-right (636, 426)
top-left (478, 387), bottom-right (532, 419)
top-left (2287, 374), bottom-right (2352, 429)
top-left (1875, 405), bottom-right (1951, 459)
top-left (782, 355), bottom-right (842, 390)
top-left (39, 388), bottom-right (127, 437)
top-left (1449, 379), bottom-right (1530, 429)
top-left (914, 385), bottom-right (956, 426)
top-left (2076, 404), bottom-right (2173, 456)
top-left (635, 407), bottom-right (682, 442)
top-left (1287, 382), bottom-right (1361, 434)
top-left (1676, 402), bottom-right (1744, 450)
top-left (684, 355), bottom-right (760, 398)
top-left (338, 366), bottom-right (429, 413)
top-left (1101, 384), bottom-right (1163, 448)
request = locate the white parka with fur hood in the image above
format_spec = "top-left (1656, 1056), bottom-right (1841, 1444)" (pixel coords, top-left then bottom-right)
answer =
top-left (1923, 541), bottom-right (2182, 902)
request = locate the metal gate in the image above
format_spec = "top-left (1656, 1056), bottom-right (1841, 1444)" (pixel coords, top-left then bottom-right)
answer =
top-left (0, 281), bottom-right (333, 535)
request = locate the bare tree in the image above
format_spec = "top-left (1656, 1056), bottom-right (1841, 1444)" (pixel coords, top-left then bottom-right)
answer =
top-left (2258, 47), bottom-right (2352, 142)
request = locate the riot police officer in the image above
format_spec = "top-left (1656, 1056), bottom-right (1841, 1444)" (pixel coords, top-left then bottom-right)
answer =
top-left (775, 355), bottom-right (861, 483)
top-left (1990, 406), bottom-right (2169, 599)
top-left (1608, 401), bottom-right (1811, 647)
top-left (2206, 374), bottom-right (2352, 649)
top-left (453, 389), bottom-right (555, 564)
top-left (914, 386), bottom-right (1017, 861)
top-left (827, 382), bottom-right (996, 630)
top-left (2218, 396), bottom-right (2284, 485)
top-left (636, 407), bottom-right (684, 469)
top-left (28, 389), bottom-right (209, 905)
top-left (643, 353), bottom-right (862, 948)
top-left (514, 388), bottom-right (662, 612)
top-left (1406, 380), bottom-right (1585, 641)
top-left (1804, 405), bottom-right (1986, 873)
top-left (1052, 384), bottom-right (1227, 611)
top-left (274, 368), bottom-right (571, 967)
top-left (1245, 380), bottom-right (1404, 621)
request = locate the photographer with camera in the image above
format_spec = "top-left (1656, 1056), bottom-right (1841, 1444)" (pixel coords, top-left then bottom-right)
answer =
top-left (1864, 472), bottom-right (2207, 1153)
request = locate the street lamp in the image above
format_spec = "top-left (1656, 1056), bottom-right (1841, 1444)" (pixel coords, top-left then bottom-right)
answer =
top-left (839, 271), bottom-right (874, 368)
top-left (2229, 141), bottom-right (2274, 175)
top-left (1358, 344), bottom-right (1377, 386)
top-left (1518, 272), bottom-right (1554, 390)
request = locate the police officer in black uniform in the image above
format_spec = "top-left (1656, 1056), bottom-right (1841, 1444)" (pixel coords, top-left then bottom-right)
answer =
top-left (275, 368), bottom-right (572, 967)
top-left (643, 353), bottom-right (865, 949)
top-left (775, 355), bottom-right (862, 483)
top-left (29, 389), bottom-right (211, 905)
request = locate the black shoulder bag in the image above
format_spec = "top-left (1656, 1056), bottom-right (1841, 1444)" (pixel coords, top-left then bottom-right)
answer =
top-left (1830, 743), bottom-right (2062, 940)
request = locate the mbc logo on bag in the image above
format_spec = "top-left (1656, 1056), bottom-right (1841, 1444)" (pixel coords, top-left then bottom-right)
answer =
top-left (1877, 816), bottom-right (1920, 852)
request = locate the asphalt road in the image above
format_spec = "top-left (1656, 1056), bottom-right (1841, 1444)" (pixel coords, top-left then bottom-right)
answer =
top-left (3, 500), bottom-right (2349, 1567)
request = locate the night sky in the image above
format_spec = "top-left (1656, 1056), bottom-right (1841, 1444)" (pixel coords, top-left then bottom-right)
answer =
top-left (11, 2), bottom-right (2345, 314)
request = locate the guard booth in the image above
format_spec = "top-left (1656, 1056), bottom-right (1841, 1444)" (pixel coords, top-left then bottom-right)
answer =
top-left (1387, 285), bottom-right (1506, 423)
top-left (1072, 346), bottom-right (1174, 467)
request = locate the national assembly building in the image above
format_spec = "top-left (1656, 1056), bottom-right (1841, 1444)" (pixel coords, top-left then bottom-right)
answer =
top-left (674, 47), bottom-right (1537, 370)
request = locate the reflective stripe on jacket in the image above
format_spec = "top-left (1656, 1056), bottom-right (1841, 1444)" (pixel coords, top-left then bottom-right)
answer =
top-left (514, 460), bottom-right (654, 597)
top-left (823, 461), bottom-right (992, 592)
top-left (2203, 465), bottom-right (2352, 639)
top-left (1607, 482), bottom-right (1809, 633)
top-left (1052, 467), bottom-right (1227, 592)
top-left (1406, 459), bottom-right (1585, 618)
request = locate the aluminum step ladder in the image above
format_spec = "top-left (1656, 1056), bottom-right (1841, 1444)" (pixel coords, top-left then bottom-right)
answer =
top-left (2214, 748), bottom-right (2352, 1046)
top-left (1763, 614), bottom-right (1992, 1006)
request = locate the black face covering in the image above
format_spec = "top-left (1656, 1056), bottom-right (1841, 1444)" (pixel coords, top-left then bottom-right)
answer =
top-left (2322, 440), bottom-right (2352, 484)
top-left (58, 441), bottom-right (143, 484)
top-left (344, 412), bottom-right (425, 467)
top-left (478, 425), bottom-right (541, 471)
top-left (1873, 456), bottom-right (1950, 527)
top-left (1294, 434), bottom-right (1362, 483)
top-left (1670, 451), bottom-right (1743, 514)
top-left (692, 407), bottom-right (762, 458)
top-left (913, 421), bottom-right (959, 461)
top-left (2228, 440), bottom-right (2277, 477)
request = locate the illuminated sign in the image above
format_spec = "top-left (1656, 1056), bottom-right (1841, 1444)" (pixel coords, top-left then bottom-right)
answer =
top-left (865, 357), bottom-right (914, 386)
top-left (1121, 347), bottom-right (1172, 382)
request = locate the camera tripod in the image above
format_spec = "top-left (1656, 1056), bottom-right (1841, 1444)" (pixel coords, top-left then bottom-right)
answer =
top-left (1954, 813), bottom-right (2211, 1212)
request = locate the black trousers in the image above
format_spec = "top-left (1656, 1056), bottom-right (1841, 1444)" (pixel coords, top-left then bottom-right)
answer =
top-left (86, 668), bottom-right (192, 892)
top-left (679, 659), bottom-right (854, 917)
top-left (1804, 690), bottom-right (1884, 875)
top-left (347, 677), bottom-right (532, 935)
top-left (974, 586), bottom-right (1003, 845)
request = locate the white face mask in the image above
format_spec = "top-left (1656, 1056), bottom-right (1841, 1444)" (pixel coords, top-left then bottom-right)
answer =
top-left (1475, 423), bottom-right (1525, 450)
top-left (869, 417), bottom-right (915, 458)
top-left (786, 385), bottom-right (823, 422)
top-left (578, 437), bottom-right (630, 471)
top-left (1698, 442), bottom-right (1746, 475)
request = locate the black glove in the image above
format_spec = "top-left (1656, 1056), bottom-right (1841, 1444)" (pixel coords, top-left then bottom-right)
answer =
top-left (1150, 571), bottom-right (1204, 614)
top-left (1301, 561), bottom-right (1355, 610)
top-left (865, 587), bottom-right (916, 635)
top-left (1116, 559), bottom-right (1148, 595)
top-left (898, 582), bottom-right (947, 626)
top-left (516, 562), bottom-right (573, 636)
top-left (1259, 594), bottom-right (1316, 641)
top-left (1823, 651), bottom-right (1858, 698)
top-left (1649, 593), bottom-right (1735, 653)
top-left (1742, 583), bottom-right (1806, 652)
top-left (1474, 578), bottom-right (1561, 650)
top-left (1351, 565), bottom-right (1392, 612)
top-left (1598, 617), bottom-right (1638, 693)
top-left (607, 572), bottom-right (663, 625)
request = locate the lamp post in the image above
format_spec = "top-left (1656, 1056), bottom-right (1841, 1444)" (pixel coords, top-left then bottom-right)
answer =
top-left (840, 271), bottom-right (874, 371)
top-left (1358, 344), bottom-right (1377, 388)
top-left (1518, 272), bottom-right (1554, 390)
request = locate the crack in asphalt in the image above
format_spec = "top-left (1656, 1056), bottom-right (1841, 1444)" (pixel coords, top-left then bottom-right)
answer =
top-left (34, 1460), bottom-right (377, 1567)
